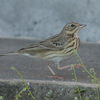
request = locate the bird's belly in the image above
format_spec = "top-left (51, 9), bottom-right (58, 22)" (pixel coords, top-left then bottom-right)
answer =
top-left (44, 56), bottom-right (71, 64)
top-left (21, 52), bottom-right (74, 64)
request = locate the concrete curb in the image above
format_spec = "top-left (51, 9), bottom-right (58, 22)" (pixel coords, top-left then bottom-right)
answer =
top-left (0, 79), bottom-right (99, 100)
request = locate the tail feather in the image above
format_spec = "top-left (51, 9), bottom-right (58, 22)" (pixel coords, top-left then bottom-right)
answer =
top-left (0, 52), bottom-right (19, 56)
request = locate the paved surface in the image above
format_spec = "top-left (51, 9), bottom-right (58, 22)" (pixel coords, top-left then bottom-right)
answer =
top-left (0, 38), bottom-right (100, 83)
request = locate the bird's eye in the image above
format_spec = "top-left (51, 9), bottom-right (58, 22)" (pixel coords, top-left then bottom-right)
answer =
top-left (71, 24), bottom-right (75, 27)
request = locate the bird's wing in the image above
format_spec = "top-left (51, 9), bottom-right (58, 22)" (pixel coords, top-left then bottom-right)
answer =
top-left (18, 34), bottom-right (67, 52)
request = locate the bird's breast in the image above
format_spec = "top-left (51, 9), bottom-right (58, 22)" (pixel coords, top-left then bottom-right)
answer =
top-left (76, 38), bottom-right (80, 51)
top-left (63, 37), bottom-right (80, 58)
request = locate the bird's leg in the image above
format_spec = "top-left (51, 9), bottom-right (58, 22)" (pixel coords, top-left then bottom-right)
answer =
top-left (57, 64), bottom-right (83, 71)
top-left (46, 63), bottom-right (65, 79)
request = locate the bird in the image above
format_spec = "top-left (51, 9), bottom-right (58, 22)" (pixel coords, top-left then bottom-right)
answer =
top-left (0, 22), bottom-right (86, 79)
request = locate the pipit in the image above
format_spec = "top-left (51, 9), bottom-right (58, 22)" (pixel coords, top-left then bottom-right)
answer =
top-left (0, 22), bottom-right (86, 79)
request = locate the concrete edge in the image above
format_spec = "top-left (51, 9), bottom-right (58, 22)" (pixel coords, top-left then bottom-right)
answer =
top-left (0, 79), bottom-right (98, 99)
top-left (0, 79), bottom-right (99, 88)
top-left (0, 36), bottom-right (100, 44)
top-left (0, 36), bottom-right (42, 41)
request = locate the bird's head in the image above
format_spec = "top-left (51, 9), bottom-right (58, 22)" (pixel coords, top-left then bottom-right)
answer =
top-left (61, 22), bottom-right (86, 37)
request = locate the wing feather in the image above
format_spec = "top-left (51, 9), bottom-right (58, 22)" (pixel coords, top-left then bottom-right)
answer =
top-left (18, 34), bottom-right (68, 53)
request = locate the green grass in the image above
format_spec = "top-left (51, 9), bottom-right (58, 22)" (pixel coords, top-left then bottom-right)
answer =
top-left (73, 49), bottom-right (100, 100)
top-left (0, 96), bottom-right (3, 100)
top-left (10, 66), bottom-right (36, 100)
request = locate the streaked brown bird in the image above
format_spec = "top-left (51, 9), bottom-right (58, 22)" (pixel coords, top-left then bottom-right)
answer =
top-left (0, 22), bottom-right (86, 79)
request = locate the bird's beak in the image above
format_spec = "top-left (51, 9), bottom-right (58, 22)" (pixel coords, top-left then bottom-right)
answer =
top-left (79, 24), bottom-right (87, 28)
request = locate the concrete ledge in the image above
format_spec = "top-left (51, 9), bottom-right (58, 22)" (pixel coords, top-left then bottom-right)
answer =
top-left (0, 79), bottom-right (98, 100)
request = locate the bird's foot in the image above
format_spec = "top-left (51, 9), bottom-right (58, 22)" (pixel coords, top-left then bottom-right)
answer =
top-left (57, 64), bottom-right (83, 71)
top-left (67, 64), bottom-right (83, 71)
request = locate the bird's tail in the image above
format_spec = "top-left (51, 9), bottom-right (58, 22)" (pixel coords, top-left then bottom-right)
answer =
top-left (0, 52), bottom-right (19, 56)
